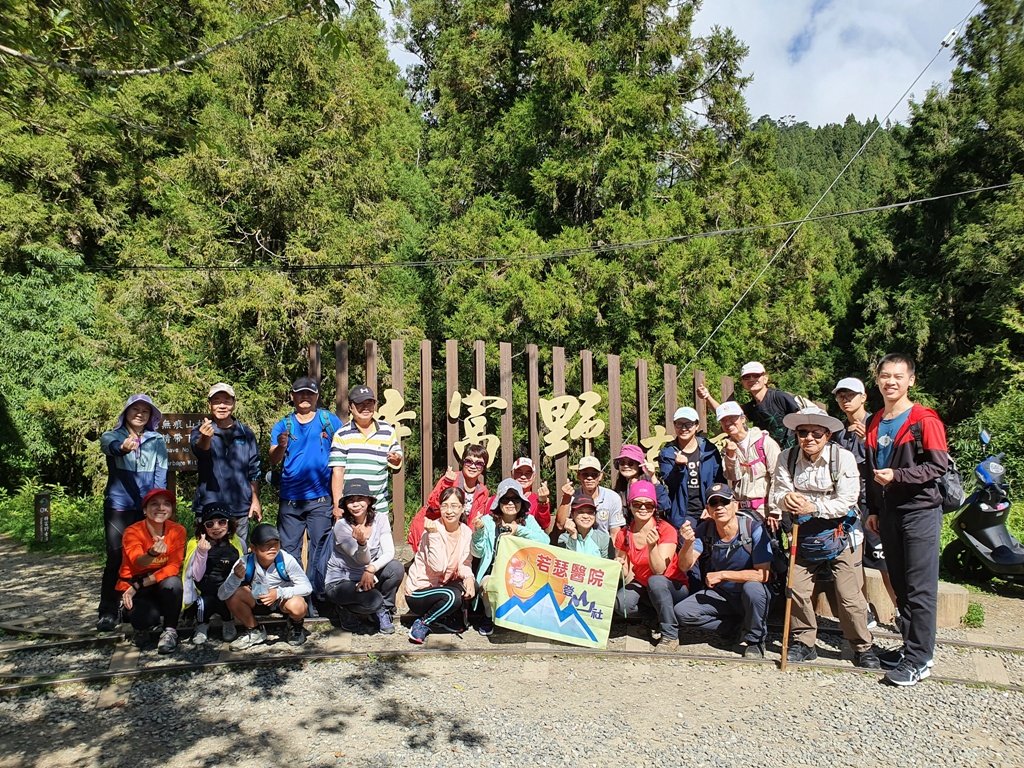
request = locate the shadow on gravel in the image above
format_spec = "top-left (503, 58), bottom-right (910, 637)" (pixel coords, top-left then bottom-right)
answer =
top-left (340, 655), bottom-right (426, 690)
top-left (373, 696), bottom-right (488, 750)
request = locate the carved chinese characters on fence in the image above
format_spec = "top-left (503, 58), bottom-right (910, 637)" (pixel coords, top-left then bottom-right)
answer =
top-left (449, 389), bottom-right (508, 465)
top-left (538, 391), bottom-right (605, 457)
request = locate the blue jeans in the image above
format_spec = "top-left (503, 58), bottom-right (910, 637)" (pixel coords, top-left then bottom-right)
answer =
top-left (277, 496), bottom-right (334, 581)
top-left (675, 581), bottom-right (771, 644)
top-left (615, 575), bottom-right (689, 640)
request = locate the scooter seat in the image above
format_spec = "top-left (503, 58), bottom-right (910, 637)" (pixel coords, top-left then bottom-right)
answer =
top-left (990, 545), bottom-right (1024, 566)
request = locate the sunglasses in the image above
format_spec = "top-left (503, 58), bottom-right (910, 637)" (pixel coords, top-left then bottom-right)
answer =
top-left (578, 470), bottom-right (601, 479)
top-left (630, 500), bottom-right (655, 510)
top-left (674, 421), bottom-right (697, 430)
top-left (204, 518), bottom-right (228, 528)
top-left (707, 499), bottom-right (730, 509)
top-left (499, 497), bottom-right (519, 506)
top-left (463, 459), bottom-right (486, 469)
top-left (796, 428), bottom-right (828, 439)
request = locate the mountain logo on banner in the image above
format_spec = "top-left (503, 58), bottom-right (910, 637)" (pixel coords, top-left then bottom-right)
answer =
top-left (495, 583), bottom-right (598, 642)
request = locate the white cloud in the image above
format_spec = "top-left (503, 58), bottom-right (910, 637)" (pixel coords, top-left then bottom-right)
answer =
top-left (692, 0), bottom-right (975, 126)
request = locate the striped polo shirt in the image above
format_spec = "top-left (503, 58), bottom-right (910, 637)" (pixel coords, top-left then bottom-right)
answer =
top-left (328, 419), bottom-right (402, 518)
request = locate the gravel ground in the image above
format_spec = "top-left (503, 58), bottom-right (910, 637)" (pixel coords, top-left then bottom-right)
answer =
top-left (1, 654), bottom-right (1023, 768)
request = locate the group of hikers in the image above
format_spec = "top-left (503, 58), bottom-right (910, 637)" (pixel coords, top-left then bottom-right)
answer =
top-left (98, 352), bottom-right (950, 687)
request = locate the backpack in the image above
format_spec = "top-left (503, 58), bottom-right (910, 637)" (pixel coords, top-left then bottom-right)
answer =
top-left (697, 512), bottom-right (788, 585)
top-left (784, 445), bottom-right (840, 488)
top-left (243, 552), bottom-right (289, 586)
top-left (909, 422), bottom-right (966, 514)
top-left (739, 432), bottom-right (769, 474)
top-left (270, 409), bottom-right (335, 489)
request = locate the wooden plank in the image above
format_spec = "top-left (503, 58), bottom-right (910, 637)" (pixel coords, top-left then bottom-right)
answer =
top-left (580, 349), bottom-right (593, 393)
top-left (445, 339), bottom-right (459, 466)
top-left (474, 339), bottom-right (486, 394)
top-left (391, 339), bottom-right (405, 541)
top-left (307, 341), bottom-right (321, 381)
top-left (96, 643), bottom-right (140, 709)
top-left (335, 341), bottom-right (349, 416)
top-left (527, 344), bottom-right (541, 474)
top-left (664, 363), bottom-right (678, 431)
top-left (694, 369), bottom-right (708, 433)
top-left (721, 375), bottom-right (735, 403)
top-left (607, 354), bottom-right (622, 484)
top-left (420, 340), bottom-right (434, 503)
top-left (552, 346), bottom-right (567, 494)
top-left (499, 342), bottom-right (514, 478)
top-left (636, 359), bottom-right (650, 441)
top-left (364, 339), bottom-right (378, 394)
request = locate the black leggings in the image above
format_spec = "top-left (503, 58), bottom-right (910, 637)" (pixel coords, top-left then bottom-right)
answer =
top-left (125, 577), bottom-right (183, 630)
top-left (99, 506), bottom-right (143, 616)
top-left (405, 583), bottom-right (466, 626)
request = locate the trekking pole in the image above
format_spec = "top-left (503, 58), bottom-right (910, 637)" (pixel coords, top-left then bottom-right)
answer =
top-left (779, 522), bottom-right (800, 672)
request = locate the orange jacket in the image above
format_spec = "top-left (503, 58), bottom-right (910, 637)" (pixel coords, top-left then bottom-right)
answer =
top-left (117, 519), bottom-right (187, 591)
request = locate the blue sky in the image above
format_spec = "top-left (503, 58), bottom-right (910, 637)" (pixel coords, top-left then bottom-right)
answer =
top-left (384, 1), bottom-right (977, 127)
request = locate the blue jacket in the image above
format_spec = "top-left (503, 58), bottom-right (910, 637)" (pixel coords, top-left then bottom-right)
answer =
top-left (471, 515), bottom-right (549, 590)
top-left (657, 437), bottom-right (726, 528)
top-left (100, 428), bottom-right (168, 511)
top-left (190, 420), bottom-right (261, 515)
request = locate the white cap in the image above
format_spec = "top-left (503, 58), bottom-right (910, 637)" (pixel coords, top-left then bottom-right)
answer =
top-left (740, 361), bottom-right (766, 377)
top-left (832, 377), bottom-right (866, 395)
top-left (715, 401), bottom-right (745, 421)
top-left (207, 382), bottom-right (236, 399)
top-left (511, 457), bottom-right (535, 473)
top-left (672, 406), bottom-right (699, 423)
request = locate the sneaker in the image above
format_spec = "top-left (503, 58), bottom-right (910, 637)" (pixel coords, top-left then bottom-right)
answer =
top-left (653, 638), bottom-right (680, 653)
top-left (885, 659), bottom-right (930, 687)
top-left (434, 617), bottom-right (466, 635)
top-left (192, 622), bottom-right (209, 645)
top-left (409, 618), bottom-right (430, 645)
top-left (287, 621), bottom-right (306, 647)
top-left (221, 620), bottom-right (237, 643)
top-left (477, 619), bottom-right (494, 637)
top-left (132, 629), bottom-right (150, 649)
top-left (737, 642), bottom-right (765, 659)
top-left (854, 648), bottom-right (881, 669)
top-left (96, 614), bottom-right (118, 632)
top-left (376, 609), bottom-right (395, 635)
top-left (879, 646), bottom-right (905, 669)
top-left (231, 626), bottom-right (267, 651)
top-left (157, 627), bottom-right (178, 655)
top-left (649, 627), bottom-right (663, 643)
top-left (866, 603), bottom-right (878, 629)
top-left (336, 608), bottom-right (364, 632)
top-left (786, 642), bottom-right (818, 663)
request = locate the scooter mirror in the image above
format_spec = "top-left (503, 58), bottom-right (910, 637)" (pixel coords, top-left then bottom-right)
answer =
top-left (980, 429), bottom-right (991, 446)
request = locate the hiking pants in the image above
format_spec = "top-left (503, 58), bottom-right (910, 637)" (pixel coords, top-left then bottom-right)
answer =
top-left (99, 505), bottom-right (143, 617)
top-left (277, 496), bottom-right (333, 581)
top-left (675, 581), bottom-right (771, 644)
top-left (879, 506), bottom-right (941, 667)
top-left (325, 559), bottom-right (404, 615)
top-left (125, 577), bottom-right (183, 631)
top-left (615, 575), bottom-right (689, 641)
top-left (406, 582), bottom-right (466, 626)
top-left (790, 545), bottom-right (873, 652)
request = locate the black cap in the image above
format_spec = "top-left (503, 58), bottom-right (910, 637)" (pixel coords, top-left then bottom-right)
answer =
top-left (201, 503), bottom-right (232, 522)
top-left (250, 523), bottom-right (281, 546)
top-left (349, 385), bottom-right (376, 404)
top-left (706, 483), bottom-right (735, 503)
top-left (341, 477), bottom-right (376, 504)
top-left (291, 377), bottom-right (319, 394)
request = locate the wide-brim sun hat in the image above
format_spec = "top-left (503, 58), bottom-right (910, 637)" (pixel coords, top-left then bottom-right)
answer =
top-left (782, 406), bottom-right (844, 434)
top-left (489, 478), bottom-right (530, 511)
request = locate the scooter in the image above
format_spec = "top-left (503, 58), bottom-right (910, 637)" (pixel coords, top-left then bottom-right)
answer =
top-left (942, 430), bottom-right (1024, 584)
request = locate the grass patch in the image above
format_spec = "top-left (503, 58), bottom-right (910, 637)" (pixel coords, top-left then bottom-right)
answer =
top-left (961, 601), bottom-right (985, 629)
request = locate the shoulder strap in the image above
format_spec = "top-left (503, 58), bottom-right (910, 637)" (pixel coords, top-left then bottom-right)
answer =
top-left (243, 553), bottom-right (255, 585)
top-left (785, 446), bottom-right (798, 480)
top-left (909, 421), bottom-right (925, 456)
top-left (273, 552), bottom-right (288, 581)
top-left (829, 443), bottom-right (840, 487)
top-left (737, 515), bottom-right (754, 556)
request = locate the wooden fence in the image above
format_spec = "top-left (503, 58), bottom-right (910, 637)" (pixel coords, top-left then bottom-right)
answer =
top-left (307, 340), bottom-right (734, 543)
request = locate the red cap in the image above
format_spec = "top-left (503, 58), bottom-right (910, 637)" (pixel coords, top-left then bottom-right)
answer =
top-left (142, 488), bottom-right (175, 509)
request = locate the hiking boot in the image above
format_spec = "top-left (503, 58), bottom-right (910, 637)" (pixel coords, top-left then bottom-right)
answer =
top-left (157, 628), bottom-right (178, 655)
top-left (786, 642), bottom-right (818, 663)
top-left (376, 609), bottom-right (395, 635)
top-left (736, 641), bottom-right (765, 659)
top-left (192, 623), bottom-right (209, 645)
top-left (854, 648), bottom-right (881, 669)
top-left (885, 659), bottom-right (930, 687)
top-left (96, 614), bottom-right (118, 632)
top-left (409, 618), bottom-right (430, 645)
top-left (653, 638), bottom-right (680, 653)
top-left (287, 621), bottom-right (306, 646)
top-left (477, 618), bottom-right (494, 637)
top-left (231, 626), bottom-right (267, 651)
top-left (221, 620), bottom-right (237, 643)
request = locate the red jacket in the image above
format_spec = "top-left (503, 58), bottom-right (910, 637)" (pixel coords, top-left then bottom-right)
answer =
top-left (864, 403), bottom-right (949, 515)
top-left (117, 519), bottom-right (187, 590)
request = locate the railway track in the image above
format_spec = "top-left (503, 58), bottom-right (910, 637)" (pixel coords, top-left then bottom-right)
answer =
top-left (2, 616), bottom-right (1022, 697)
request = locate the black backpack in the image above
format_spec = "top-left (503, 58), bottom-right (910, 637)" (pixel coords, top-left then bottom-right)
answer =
top-left (909, 422), bottom-right (966, 513)
top-left (697, 512), bottom-right (788, 587)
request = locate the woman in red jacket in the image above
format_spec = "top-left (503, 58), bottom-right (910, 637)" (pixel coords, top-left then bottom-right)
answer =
top-left (118, 488), bottom-right (187, 653)
top-left (407, 444), bottom-right (491, 552)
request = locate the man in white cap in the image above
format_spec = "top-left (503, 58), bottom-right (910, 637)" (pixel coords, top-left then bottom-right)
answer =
top-left (770, 406), bottom-right (879, 668)
top-left (832, 377), bottom-right (897, 620)
top-left (717, 401), bottom-right (782, 531)
top-left (697, 361), bottom-right (801, 448)
top-left (555, 455), bottom-right (624, 539)
top-left (656, 406), bottom-right (724, 530)
top-left (191, 382), bottom-right (262, 548)
top-left (511, 457), bottom-right (552, 531)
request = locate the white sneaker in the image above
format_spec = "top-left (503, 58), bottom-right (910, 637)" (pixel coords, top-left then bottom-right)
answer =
top-left (221, 620), bottom-right (238, 643)
top-left (192, 622), bottom-right (210, 645)
top-left (230, 626), bottom-right (267, 651)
